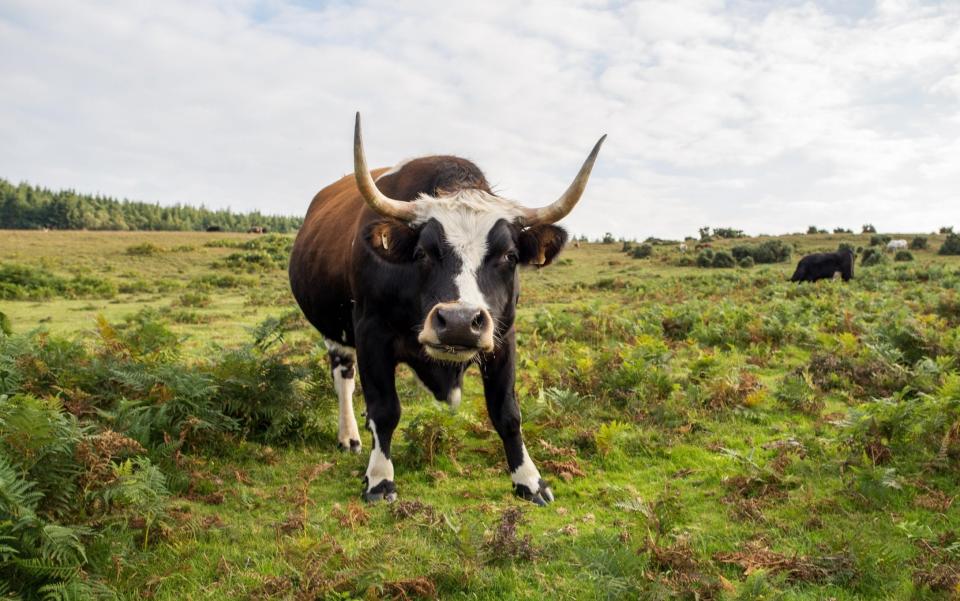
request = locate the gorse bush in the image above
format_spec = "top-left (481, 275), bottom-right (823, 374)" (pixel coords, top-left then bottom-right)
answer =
top-left (909, 236), bottom-right (928, 250)
top-left (711, 251), bottom-right (735, 268)
top-left (125, 242), bottom-right (163, 256)
top-left (730, 240), bottom-right (791, 264)
top-left (861, 247), bottom-right (886, 267)
top-left (630, 244), bottom-right (653, 259)
top-left (870, 235), bottom-right (892, 247)
top-left (939, 233), bottom-right (960, 256)
top-left (894, 250), bottom-right (914, 262)
top-left (696, 249), bottom-right (714, 268)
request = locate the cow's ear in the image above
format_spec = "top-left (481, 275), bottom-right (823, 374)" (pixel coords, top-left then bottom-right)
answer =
top-left (518, 225), bottom-right (568, 267)
top-left (362, 220), bottom-right (419, 263)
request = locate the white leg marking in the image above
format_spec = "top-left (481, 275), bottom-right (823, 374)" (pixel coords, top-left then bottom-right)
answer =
top-left (447, 387), bottom-right (462, 412)
top-left (365, 418), bottom-right (394, 491)
top-left (333, 369), bottom-right (360, 450)
top-left (324, 338), bottom-right (356, 358)
top-left (510, 444), bottom-right (543, 491)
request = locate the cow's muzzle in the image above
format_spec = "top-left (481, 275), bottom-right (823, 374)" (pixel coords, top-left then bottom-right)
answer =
top-left (418, 302), bottom-right (494, 362)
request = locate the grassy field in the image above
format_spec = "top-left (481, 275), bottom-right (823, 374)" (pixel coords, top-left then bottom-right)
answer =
top-left (3, 229), bottom-right (960, 600)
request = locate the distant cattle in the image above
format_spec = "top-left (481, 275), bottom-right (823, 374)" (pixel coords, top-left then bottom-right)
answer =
top-left (886, 239), bottom-right (907, 251)
top-left (206, 226), bottom-right (222, 232)
top-left (790, 249), bottom-right (854, 283)
top-left (695, 242), bottom-right (712, 251)
top-left (679, 242), bottom-right (688, 252)
top-left (248, 226), bottom-right (268, 234)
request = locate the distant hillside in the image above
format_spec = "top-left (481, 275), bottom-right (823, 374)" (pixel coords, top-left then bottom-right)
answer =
top-left (0, 178), bottom-right (302, 232)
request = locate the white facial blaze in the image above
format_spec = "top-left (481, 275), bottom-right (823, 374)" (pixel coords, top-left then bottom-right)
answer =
top-left (412, 190), bottom-right (524, 310)
top-left (510, 444), bottom-right (543, 491)
top-left (365, 418), bottom-right (394, 490)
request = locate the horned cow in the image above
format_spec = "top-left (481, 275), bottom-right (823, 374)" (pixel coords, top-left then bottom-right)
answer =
top-left (289, 114), bottom-right (605, 505)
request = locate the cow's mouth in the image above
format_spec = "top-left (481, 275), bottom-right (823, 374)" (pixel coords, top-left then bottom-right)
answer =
top-left (423, 342), bottom-right (479, 363)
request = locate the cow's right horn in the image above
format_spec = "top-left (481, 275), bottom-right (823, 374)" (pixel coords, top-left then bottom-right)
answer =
top-left (354, 112), bottom-right (417, 222)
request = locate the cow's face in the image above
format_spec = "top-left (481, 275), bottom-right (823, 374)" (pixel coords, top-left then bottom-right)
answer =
top-left (364, 192), bottom-right (567, 363)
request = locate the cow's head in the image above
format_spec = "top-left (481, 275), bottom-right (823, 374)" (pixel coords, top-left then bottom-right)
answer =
top-left (354, 113), bottom-right (604, 363)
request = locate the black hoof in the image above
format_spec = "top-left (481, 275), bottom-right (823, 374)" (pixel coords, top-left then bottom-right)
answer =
top-left (363, 479), bottom-right (397, 503)
top-left (514, 479), bottom-right (554, 506)
top-left (338, 439), bottom-right (362, 453)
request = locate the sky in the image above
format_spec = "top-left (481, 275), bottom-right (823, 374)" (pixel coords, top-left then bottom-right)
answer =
top-left (1, 0), bottom-right (959, 239)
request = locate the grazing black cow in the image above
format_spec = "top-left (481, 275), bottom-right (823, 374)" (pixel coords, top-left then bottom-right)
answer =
top-left (206, 225), bottom-right (222, 232)
top-left (790, 249), bottom-right (854, 282)
top-left (289, 114), bottom-right (604, 505)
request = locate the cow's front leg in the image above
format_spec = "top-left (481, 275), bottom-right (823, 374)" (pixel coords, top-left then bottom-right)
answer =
top-left (326, 340), bottom-right (361, 453)
top-left (481, 330), bottom-right (553, 505)
top-left (356, 330), bottom-right (401, 502)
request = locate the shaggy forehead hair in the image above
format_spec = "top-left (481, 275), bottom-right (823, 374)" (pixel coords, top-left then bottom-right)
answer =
top-left (409, 189), bottom-right (524, 310)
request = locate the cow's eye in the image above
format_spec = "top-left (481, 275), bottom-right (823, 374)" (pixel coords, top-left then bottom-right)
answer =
top-left (503, 251), bottom-right (519, 266)
top-left (413, 247), bottom-right (427, 261)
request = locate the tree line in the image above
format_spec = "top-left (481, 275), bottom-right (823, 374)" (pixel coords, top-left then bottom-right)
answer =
top-left (0, 178), bottom-right (303, 232)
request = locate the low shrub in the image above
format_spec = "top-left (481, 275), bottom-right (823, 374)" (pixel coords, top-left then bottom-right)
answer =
top-left (0, 394), bottom-right (169, 597)
top-left (731, 240), bottom-right (791, 264)
top-left (711, 251), bottom-right (735, 268)
top-left (0, 264), bottom-right (116, 300)
top-left (630, 244), bottom-right (653, 259)
top-left (909, 236), bottom-right (928, 250)
top-left (939, 233), bottom-right (960, 256)
top-left (738, 256), bottom-right (755, 268)
top-left (126, 242), bottom-right (163, 256)
top-left (861, 248), bottom-right (886, 267)
top-left (177, 291), bottom-right (211, 308)
top-left (696, 249), bottom-right (715, 268)
top-left (894, 250), bottom-right (914, 262)
top-left (870, 235), bottom-right (892, 247)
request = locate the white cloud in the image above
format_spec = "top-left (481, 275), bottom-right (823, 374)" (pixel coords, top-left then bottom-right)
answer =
top-left (1, 0), bottom-right (958, 238)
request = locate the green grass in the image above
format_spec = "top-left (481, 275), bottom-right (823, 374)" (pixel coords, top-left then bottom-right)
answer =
top-left (3, 229), bottom-right (960, 599)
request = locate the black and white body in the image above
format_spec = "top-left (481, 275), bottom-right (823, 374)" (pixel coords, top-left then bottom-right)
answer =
top-left (289, 114), bottom-right (605, 505)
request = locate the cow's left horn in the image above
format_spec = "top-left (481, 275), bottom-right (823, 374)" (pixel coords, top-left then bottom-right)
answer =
top-left (354, 112), bottom-right (417, 222)
top-left (518, 134), bottom-right (606, 226)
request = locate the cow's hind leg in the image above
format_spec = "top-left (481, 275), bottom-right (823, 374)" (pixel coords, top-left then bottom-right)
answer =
top-left (326, 340), bottom-right (361, 453)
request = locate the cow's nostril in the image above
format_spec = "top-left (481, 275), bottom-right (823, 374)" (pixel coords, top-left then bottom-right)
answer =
top-left (471, 312), bottom-right (485, 332)
top-left (435, 311), bottom-right (447, 329)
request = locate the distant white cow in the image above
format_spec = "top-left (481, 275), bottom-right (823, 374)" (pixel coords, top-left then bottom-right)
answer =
top-left (679, 243), bottom-right (688, 253)
top-left (887, 239), bottom-right (908, 251)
